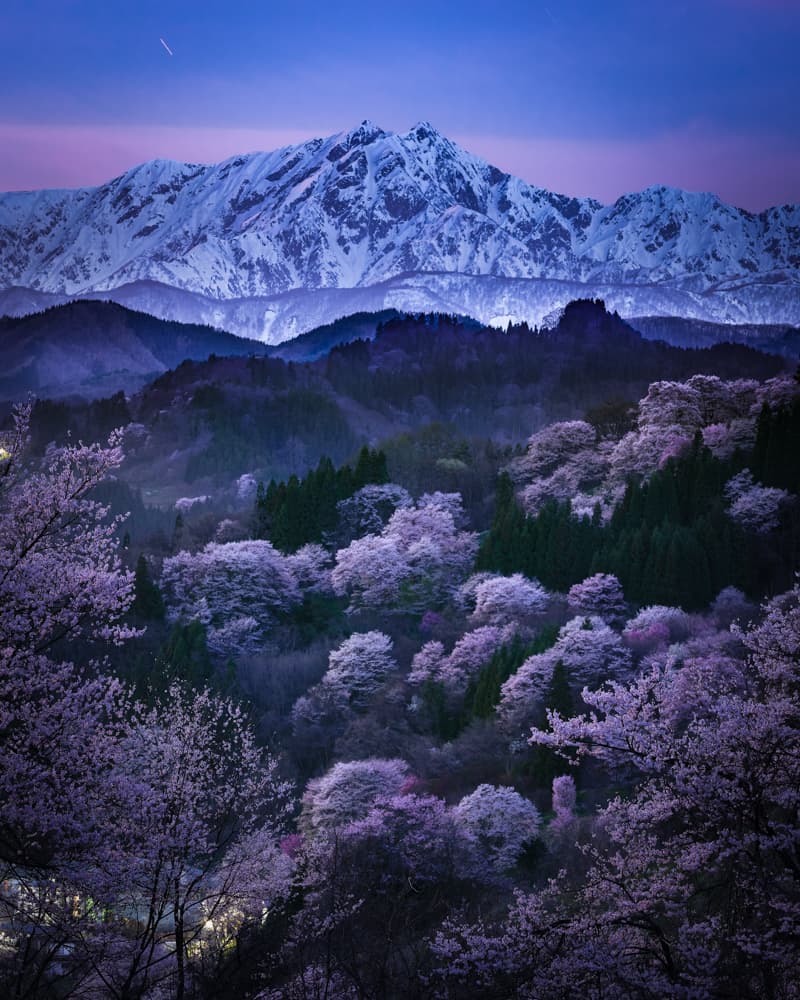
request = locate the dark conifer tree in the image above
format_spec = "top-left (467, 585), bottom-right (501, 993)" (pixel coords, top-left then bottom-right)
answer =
top-left (131, 554), bottom-right (166, 621)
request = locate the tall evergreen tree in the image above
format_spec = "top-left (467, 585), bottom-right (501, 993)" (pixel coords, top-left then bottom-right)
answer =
top-left (131, 554), bottom-right (166, 621)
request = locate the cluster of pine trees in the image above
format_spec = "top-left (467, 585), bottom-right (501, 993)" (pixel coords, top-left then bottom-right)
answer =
top-left (321, 305), bottom-right (782, 427)
top-left (751, 396), bottom-right (800, 492)
top-left (478, 419), bottom-right (800, 610)
top-left (476, 475), bottom-right (601, 593)
top-left (28, 392), bottom-right (131, 453)
top-left (421, 628), bottom-right (561, 742)
top-left (254, 446), bottom-right (389, 552)
top-left (595, 440), bottom-right (744, 609)
top-left (185, 387), bottom-right (358, 483)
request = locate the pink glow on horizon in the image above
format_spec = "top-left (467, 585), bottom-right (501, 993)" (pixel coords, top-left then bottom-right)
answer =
top-left (0, 124), bottom-right (323, 191)
top-left (459, 130), bottom-right (800, 211)
top-left (1, 122), bottom-right (798, 211)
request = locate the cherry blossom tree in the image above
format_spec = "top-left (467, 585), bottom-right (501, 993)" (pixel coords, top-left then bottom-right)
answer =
top-left (521, 456), bottom-right (611, 514)
top-left (437, 626), bottom-right (511, 692)
top-left (497, 649), bottom-right (560, 729)
top-left (551, 615), bottom-right (633, 687)
top-left (301, 759), bottom-right (411, 834)
top-left (622, 604), bottom-right (692, 652)
top-left (174, 494), bottom-right (209, 514)
top-left (500, 615), bottom-right (632, 727)
top-left (215, 516), bottom-right (249, 543)
top-left (321, 631), bottom-right (397, 710)
top-left (339, 793), bottom-right (482, 886)
top-left (455, 571), bottom-right (496, 612)
top-left (415, 491), bottom-right (470, 526)
top-left (289, 632), bottom-right (398, 762)
top-left (507, 376), bottom-right (792, 527)
top-left (272, 794), bottom-right (485, 1000)
top-left (469, 573), bottom-right (550, 627)
top-left (710, 586), bottom-right (755, 629)
top-left (236, 471), bottom-right (258, 502)
top-left (286, 542), bottom-right (334, 594)
top-left (408, 639), bottom-right (447, 687)
top-left (0, 403), bottom-right (294, 999)
top-left (638, 380), bottom-right (704, 432)
top-left (511, 420), bottom-right (609, 516)
top-left (335, 482), bottom-right (412, 541)
top-left (604, 374), bottom-right (791, 489)
top-left (753, 374), bottom-right (800, 412)
top-left (71, 685), bottom-right (292, 1000)
top-left (332, 493), bottom-right (477, 614)
top-left (161, 539), bottom-right (303, 653)
top-left (547, 774), bottom-right (578, 843)
top-left (507, 376), bottom-right (779, 520)
top-left (602, 382), bottom-right (701, 486)
top-left (0, 402), bottom-right (136, 870)
top-left (205, 615), bottom-right (262, 656)
top-left (0, 402), bottom-right (135, 663)
top-left (724, 469), bottom-right (791, 534)
top-left (514, 420), bottom-right (598, 481)
top-left (531, 587), bottom-right (800, 995)
top-left (330, 533), bottom-right (407, 612)
top-left (701, 418), bottom-right (756, 459)
top-left (621, 619), bottom-right (671, 657)
top-left (433, 585), bottom-right (800, 998)
top-left (0, 404), bottom-right (146, 997)
top-left (408, 626), bottom-right (512, 693)
top-left (685, 374), bottom-right (757, 426)
top-left (567, 573), bottom-right (627, 625)
top-left (261, 965), bottom-right (360, 1000)
top-left (570, 487), bottom-right (617, 521)
top-left (608, 423), bottom-right (693, 484)
top-left (453, 784), bottom-right (541, 870)
top-left (3, 680), bottom-right (292, 1000)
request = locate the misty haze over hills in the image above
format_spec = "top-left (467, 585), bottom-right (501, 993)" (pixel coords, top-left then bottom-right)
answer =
top-left (1, 121), bottom-right (799, 342)
top-left (2, 299), bottom-right (796, 403)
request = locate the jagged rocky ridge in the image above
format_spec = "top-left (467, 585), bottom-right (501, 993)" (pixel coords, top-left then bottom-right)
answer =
top-left (1, 121), bottom-right (799, 340)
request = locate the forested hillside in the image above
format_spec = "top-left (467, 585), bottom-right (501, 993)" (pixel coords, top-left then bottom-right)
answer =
top-left (2, 301), bottom-right (799, 999)
top-left (15, 300), bottom-right (785, 509)
top-left (0, 300), bottom-right (269, 398)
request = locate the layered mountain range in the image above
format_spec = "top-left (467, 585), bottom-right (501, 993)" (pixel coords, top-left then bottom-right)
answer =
top-left (1, 121), bottom-right (798, 341)
top-left (0, 301), bottom-right (268, 399)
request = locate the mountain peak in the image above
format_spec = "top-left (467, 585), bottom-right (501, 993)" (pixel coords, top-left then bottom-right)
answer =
top-left (0, 122), bottom-right (798, 334)
top-left (635, 183), bottom-right (724, 207)
top-left (405, 120), bottom-right (445, 144)
top-left (342, 120), bottom-right (387, 146)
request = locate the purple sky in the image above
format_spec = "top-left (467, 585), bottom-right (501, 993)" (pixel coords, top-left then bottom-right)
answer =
top-left (1, 0), bottom-right (799, 210)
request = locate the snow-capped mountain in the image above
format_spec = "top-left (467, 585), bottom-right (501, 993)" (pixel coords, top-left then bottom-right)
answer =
top-left (1, 121), bottom-right (798, 341)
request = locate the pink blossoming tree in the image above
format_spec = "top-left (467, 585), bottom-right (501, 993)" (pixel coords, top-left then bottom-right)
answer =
top-left (0, 404), bottom-right (293, 1000)
top-left (432, 585), bottom-right (800, 998)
